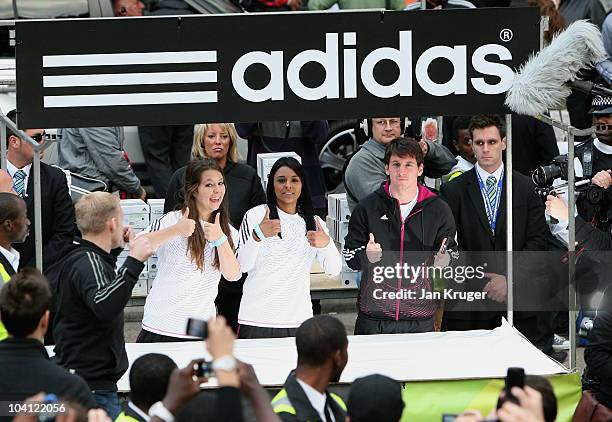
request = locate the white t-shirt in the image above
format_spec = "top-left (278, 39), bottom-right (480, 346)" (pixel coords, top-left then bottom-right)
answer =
top-left (141, 211), bottom-right (239, 338)
top-left (237, 205), bottom-right (342, 328)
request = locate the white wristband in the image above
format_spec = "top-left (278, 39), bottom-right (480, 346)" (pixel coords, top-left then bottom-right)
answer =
top-left (212, 355), bottom-right (237, 372)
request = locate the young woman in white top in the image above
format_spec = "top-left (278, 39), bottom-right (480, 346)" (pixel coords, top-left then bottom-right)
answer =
top-left (137, 158), bottom-right (241, 342)
top-left (237, 157), bottom-right (342, 339)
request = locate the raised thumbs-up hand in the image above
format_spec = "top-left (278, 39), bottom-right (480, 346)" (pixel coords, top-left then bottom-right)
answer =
top-left (307, 218), bottom-right (331, 248)
top-left (258, 207), bottom-right (281, 239)
top-left (175, 207), bottom-right (196, 237)
top-left (203, 212), bottom-right (224, 242)
top-left (129, 230), bottom-right (155, 263)
top-left (366, 233), bottom-right (382, 263)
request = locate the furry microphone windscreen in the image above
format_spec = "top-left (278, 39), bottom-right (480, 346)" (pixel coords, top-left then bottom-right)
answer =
top-left (505, 20), bottom-right (606, 116)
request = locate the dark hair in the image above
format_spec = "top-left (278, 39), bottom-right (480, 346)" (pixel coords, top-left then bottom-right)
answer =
top-left (176, 393), bottom-right (217, 422)
top-left (0, 268), bottom-right (52, 337)
top-left (496, 375), bottom-right (557, 422)
top-left (527, 0), bottom-right (565, 44)
top-left (5, 109), bottom-right (17, 146)
top-left (182, 159), bottom-right (234, 270)
top-left (266, 157), bottom-right (316, 232)
top-left (296, 315), bottom-right (348, 366)
top-left (452, 116), bottom-right (472, 141)
top-left (384, 137), bottom-right (424, 166)
top-left (0, 193), bottom-right (24, 224)
top-left (525, 375), bottom-right (557, 422)
top-left (129, 353), bottom-right (177, 411)
top-left (468, 115), bottom-right (506, 139)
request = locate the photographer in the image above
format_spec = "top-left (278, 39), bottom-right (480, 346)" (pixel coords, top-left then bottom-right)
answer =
top-left (148, 316), bottom-right (280, 422)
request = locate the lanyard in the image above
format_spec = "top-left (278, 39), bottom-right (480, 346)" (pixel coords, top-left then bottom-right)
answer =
top-left (476, 168), bottom-right (504, 233)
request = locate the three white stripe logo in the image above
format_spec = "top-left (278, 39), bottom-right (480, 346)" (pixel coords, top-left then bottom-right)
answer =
top-left (42, 51), bottom-right (218, 108)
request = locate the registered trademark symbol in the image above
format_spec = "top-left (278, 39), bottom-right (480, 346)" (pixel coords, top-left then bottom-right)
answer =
top-left (500, 29), bottom-right (513, 42)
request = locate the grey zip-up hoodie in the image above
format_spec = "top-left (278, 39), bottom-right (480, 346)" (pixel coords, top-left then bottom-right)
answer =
top-left (58, 127), bottom-right (142, 195)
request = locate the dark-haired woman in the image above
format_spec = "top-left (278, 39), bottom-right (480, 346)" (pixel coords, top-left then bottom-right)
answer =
top-left (236, 157), bottom-right (342, 339)
top-left (137, 159), bottom-right (241, 342)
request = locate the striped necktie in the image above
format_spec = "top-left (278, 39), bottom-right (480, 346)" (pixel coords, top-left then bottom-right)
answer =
top-left (486, 175), bottom-right (497, 221)
top-left (13, 170), bottom-right (26, 198)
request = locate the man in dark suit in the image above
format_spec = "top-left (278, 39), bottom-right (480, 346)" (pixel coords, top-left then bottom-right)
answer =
top-left (5, 110), bottom-right (76, 269)
top-left (440, 115), bottom-right (548, 343)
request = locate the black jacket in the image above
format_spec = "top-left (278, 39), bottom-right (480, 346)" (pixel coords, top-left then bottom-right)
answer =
top-left (439, 168), bottom-right (548, 320)
top-left (511, 115), bottom-right (559, 177)
top-left (0, 337), bottom-right (96, 419)
top-left (585, 310), bottom-right (612, 408)
top-left (272, 372), bottom-right (346, 422)
top-left (47, 238), bottom-right (145, 390)
top-left (164, 161), bottom-right (266, 228)
top-left (343, 182), bottom-right (457, 320)
top-left (14, 162), bottom-right (76, 269)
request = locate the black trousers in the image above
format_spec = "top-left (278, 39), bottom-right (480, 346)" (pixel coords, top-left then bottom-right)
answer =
top-left (354, 313), bottom-right (435, 335)
top-left (136, 329), bottom-right (200, 343)
top-left (215, 276), bottom-right (245, 334)
top-left (237, 324), bottom-right (297, 339)
top-left (138, 125), bottom-right (194, 197)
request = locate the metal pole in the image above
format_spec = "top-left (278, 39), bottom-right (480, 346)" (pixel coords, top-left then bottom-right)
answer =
top-left (421, 0), bottom-right (426, 9)
top-left (32, 146), bottom-right (43, 272)
top-left (567, 130), bottom-right (577, 370)
top-left (435, 115), bottom-right (443, 191)
top-left (1, 122), bottom-right (6, 170)
top-left (505, 114), bottom-right (513, 326)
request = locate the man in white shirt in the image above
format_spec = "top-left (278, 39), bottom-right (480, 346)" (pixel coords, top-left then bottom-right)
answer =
top-left (271, 316), bottom-right (348, 422)
top-left (439, 115), bottom-right (548, 346)
top-left (0, 192), bottom-right (31, 340)
top-left (6, 110), bottom-right (76, 269)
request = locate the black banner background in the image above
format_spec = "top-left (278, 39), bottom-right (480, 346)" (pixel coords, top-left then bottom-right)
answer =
top-left (16, 8), bottom-right (540, 128)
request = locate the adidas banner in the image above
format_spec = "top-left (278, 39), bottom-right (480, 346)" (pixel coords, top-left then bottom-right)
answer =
top-left (16, 8), bottom-right (539, 128)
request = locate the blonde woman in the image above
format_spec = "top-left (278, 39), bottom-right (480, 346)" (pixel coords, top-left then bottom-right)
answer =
top-left (165, 123), bottom-right (266, 330)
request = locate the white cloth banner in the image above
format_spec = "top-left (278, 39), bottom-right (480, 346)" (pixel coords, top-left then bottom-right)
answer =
top-left (47, 319), bottom-right (567, 392)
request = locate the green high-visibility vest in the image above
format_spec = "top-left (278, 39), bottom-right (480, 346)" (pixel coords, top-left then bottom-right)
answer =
top-left (271, 388), bottom-right (347, 417)
top-left (0, 262), bottom-right (13, 341)
top-left (115, 411), bottom-right (140, 422)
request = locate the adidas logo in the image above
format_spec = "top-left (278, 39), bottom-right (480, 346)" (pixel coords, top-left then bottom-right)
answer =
top-left (380, 215), bottom-right (388, 220)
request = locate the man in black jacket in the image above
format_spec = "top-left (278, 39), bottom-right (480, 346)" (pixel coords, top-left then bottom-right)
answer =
top-left (0, 268), bottom-right (96, 418)
top-left (440, 116), bottom-right (548, 342)
top-left (585, 307), bottom-right (612, 409)
top-left (344, 137), bottom-right (458, 334)
top-left (5, 110), bottom-right (76, 269)
top-left (271, 315), bottom-right (348, 422)
top-left (48, 192), bottom-right (156, 419)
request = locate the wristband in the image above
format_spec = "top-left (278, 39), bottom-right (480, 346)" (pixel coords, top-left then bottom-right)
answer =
top-left (149, 402), bottom-right (175, 422)
top-left (210, 234), bottom-right (227, 248)
top-left (253, 224), bottom-right (265, 241)
top-left (212, 355), bottom-right (237, 372)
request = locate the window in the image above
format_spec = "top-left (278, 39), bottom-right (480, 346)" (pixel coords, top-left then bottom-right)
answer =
top-left (0, 0), bottom-right (14, 19)
top-left (16, 0), bottom-right (89, 19)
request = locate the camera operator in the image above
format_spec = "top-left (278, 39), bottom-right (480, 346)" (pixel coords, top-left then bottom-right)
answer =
top-left (540, 97), bottom-right (612, 336)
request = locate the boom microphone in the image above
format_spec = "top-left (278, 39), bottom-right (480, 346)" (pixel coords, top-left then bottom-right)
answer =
top-left (505, 20), bottom-right (606, 116)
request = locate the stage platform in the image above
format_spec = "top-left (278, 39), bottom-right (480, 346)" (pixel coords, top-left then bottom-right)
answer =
top-left (46, 320), bottom-right (582, 421)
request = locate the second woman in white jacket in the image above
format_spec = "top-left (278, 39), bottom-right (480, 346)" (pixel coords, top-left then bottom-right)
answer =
top-left (237, 157), bottom-right (342, 338)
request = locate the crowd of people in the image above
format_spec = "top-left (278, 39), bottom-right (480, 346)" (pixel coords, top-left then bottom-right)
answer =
top-left (1, 0), bottom-right (612, 421)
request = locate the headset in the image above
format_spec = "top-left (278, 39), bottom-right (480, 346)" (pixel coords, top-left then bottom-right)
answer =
top-left (361, 117), bottom-right (411, 138)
